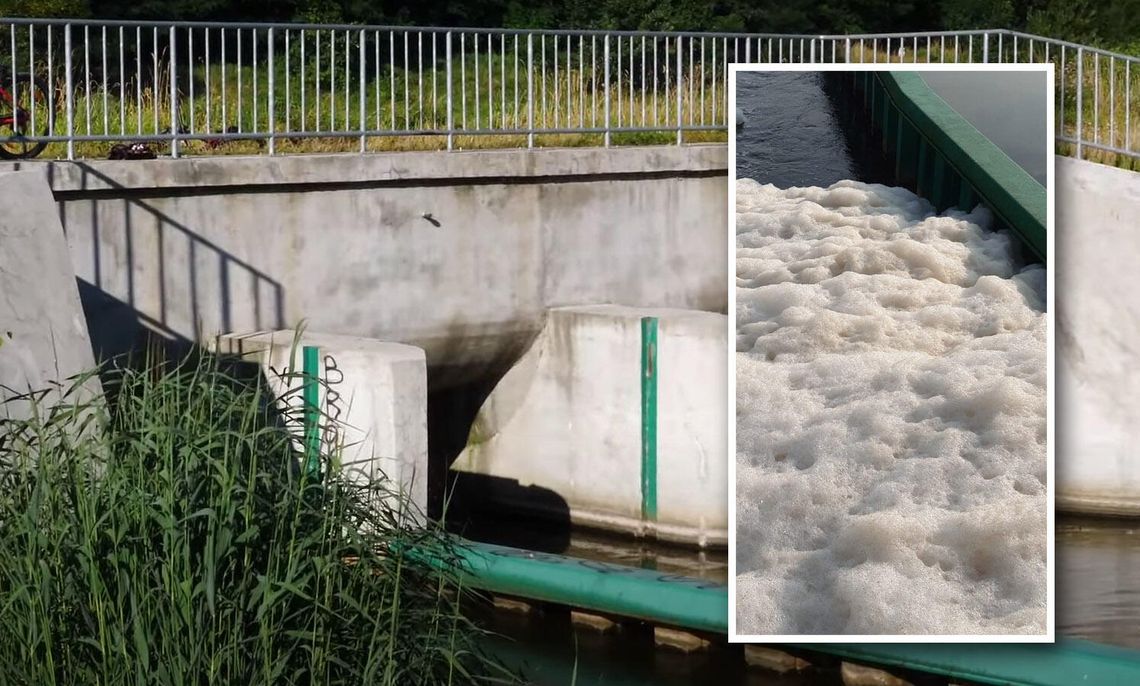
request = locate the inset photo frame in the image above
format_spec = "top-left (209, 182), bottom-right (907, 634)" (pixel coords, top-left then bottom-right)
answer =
top-left (728, 63), bottom-right (1055, 643)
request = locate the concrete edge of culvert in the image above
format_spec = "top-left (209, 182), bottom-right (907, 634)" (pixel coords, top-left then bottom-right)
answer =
top-left (0, 144), bottom-right (728, 194)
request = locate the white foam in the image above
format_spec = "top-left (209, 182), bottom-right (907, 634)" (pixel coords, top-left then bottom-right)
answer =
top-left (735, 178), bottom-right (1047, 636)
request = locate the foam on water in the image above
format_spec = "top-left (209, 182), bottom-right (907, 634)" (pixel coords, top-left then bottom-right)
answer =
top-left (735, 178), bottom-right (1047, 636)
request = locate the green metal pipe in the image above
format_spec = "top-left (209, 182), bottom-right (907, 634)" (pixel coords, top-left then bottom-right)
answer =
top-left (790, 640), bottom-right (1140, 686)
top-left (418, 539), bottom-right (1140, 685)
top-left (435, 539), bottom-right (728, 634)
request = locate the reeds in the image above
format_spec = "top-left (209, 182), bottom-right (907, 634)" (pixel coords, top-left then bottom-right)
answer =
top-left (0, 348), bottom-right (514, 685)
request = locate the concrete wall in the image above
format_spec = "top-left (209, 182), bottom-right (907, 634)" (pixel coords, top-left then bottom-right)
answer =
top-left (3, 146), bottom-right (727, 387)
top-left (0, 171), bottom-right (102, 420)
top-left (1057, 156), bottom-right (1140, 515)
top-left (213, 330), bottom-right (428, 515)
top-left (452, 305), bottom-right (728, 547)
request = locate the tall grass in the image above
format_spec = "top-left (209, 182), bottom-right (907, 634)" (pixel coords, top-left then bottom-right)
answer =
top-left (0, 349), bottom-right (514, 685)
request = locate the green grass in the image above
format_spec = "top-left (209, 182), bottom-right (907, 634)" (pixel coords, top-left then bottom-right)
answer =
top-left (0, 345), bottom-right (516, 685)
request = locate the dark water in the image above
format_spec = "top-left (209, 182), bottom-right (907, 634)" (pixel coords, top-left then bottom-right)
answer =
top-left (734, 71), bottom-right (1048, 189)
top-left (920, 71), bottom-right (1049, 185)
top-left (1058, 517), bottom-right (1140, 649)
top-left (734, 72), bottom-right (891, 188)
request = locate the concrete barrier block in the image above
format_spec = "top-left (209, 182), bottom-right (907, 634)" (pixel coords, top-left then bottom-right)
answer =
top-left (1057, 157), bottom-right (1140, 515)
top-left (213, 330), bottom-right (428, 514)
top-left (0, 171), bottom-right (102, 419)
top-left (452, 305), bottom-right (727, 546)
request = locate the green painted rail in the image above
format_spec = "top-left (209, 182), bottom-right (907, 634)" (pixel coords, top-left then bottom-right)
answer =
top-left (447, 539), bottom-right (728, 634)
top-left (429, 539), bottom-right (1140, 686)
top-left (839, 71), bottom-right (1047, 263)
top-left (790, 640), bottom-right (1140, 686)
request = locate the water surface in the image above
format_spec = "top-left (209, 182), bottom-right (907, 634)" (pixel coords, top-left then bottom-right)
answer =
top-left (920, 71), bottom-right (1049, 185)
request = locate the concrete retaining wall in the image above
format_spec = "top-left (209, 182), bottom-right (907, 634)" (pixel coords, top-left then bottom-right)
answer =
top-left (451, 305), bottom-right (728, 547)
top-left (212, 330), bottom-right (428, 514)
top-left (0, 170), bottom-right (102, 419)
top-left (1057, 156), bottom-right (1140, 516)
top-left (3, 146), bottom-right (727, 387)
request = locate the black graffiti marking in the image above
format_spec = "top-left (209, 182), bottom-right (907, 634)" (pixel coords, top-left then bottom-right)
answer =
top-left (320, 353), bottom-right (345, 455)
top-left (267, 351), bottom-right (346, 466)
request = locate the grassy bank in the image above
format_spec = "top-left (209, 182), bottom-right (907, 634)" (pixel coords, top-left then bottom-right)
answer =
top-left (0, 348), bottom-right (514, 685)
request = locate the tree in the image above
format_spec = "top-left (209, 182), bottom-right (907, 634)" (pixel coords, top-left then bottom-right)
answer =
top-left (0, 0), bottom-right (90, 18)
top-left (940, 0), bottom-right (1014, 31)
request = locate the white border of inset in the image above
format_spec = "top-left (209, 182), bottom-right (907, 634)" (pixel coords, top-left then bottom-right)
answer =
top-left (727, 62), bottom-right (1056, 643)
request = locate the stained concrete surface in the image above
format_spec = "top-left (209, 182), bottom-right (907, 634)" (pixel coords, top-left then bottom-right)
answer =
top-left (0, 170), bottom-right (102, 420)
top-left (1, 146), bottom-right (727, 389)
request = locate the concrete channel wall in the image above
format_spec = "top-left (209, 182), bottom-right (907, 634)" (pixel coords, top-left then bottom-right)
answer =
top-left (1057, 156), bottom-right (1140, 516)
top-left (1, 146), bottom-right (728, 388)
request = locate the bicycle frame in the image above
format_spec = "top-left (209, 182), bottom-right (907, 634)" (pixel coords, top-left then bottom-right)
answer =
top-left (0, 83), bottom-right (30, 129)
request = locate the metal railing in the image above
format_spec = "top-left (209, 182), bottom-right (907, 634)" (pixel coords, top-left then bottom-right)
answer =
top-left (0, 18), bottom-right (1136, 164)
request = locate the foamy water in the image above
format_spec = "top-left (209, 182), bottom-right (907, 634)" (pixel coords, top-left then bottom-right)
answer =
top-left (735, 179), bottom-right (1047, 636)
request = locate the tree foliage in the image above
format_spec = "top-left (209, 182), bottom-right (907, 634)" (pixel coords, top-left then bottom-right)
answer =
top-left (1, 0), bottom-right (1134, 53)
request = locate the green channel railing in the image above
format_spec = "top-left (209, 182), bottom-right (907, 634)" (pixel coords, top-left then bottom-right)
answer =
top-left (839, 70), bottom-right (1047, 263)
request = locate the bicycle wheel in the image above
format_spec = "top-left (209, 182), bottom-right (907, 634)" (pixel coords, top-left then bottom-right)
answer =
top-left (0, 74), bottom-right (53, 159)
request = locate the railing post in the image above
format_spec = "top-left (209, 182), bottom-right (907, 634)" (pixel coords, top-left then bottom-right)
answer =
top-left (603, 33), bottom-right (610, 148)
top-left (358, 29), bottom-right (366, 153)
top-left (982, 33), bottom-right (989, 64)
top-left (446, 31), bottom-right (453, 150)
top-left (1076, 47), bottom-right (1084, 159)
top-left (65, 23), bottom-right (74, 160)
top-left (675, 35), bottom-right (682, 145)
top-left (169, 25), bottom-right (178, 158)
top-left (526, 32), bottom-right (534, 148)
top-left (810, 38), bottom-right (816, 64)
top-left (845, 37), bottom-right (851, 63)
top-left (268, 27), bottom-right (276, 155)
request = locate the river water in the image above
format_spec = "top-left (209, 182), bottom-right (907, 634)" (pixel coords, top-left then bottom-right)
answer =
top-left (919, 71), bottom-right (1049, 185)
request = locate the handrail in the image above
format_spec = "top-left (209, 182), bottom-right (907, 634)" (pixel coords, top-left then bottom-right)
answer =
top-left (0, 19), bottom-right (1134, 168)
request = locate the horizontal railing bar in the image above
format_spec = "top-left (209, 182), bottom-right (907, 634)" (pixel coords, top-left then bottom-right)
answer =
top-left (16, 124), bottom-right (729, 143)
top-left (1002, 30), bottom-right (1140, 63)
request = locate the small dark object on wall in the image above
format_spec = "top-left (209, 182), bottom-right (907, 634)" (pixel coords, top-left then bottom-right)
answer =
top-left (108, 143), bottom-right (157, 160)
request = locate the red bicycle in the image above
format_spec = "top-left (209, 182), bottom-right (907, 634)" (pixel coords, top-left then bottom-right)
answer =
top-left (0, 73), bottom-right (52, 159)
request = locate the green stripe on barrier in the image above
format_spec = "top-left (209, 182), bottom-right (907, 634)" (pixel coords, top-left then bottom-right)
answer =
top-left (302, 345), bottom-right (321, 478)
top-left (640, 317), bottom-right (658, 523)
top-left (873, 71), bottom-right (1047, 262)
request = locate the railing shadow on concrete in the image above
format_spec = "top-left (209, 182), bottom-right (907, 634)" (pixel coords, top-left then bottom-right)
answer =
top-left (24, 160), bottom-right (288, 364)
